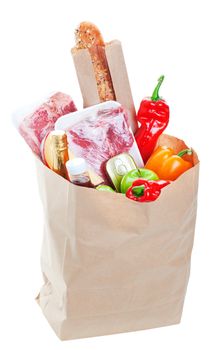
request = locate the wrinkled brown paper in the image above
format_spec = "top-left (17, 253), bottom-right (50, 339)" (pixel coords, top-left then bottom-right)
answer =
top-left (72, 40), bottom-right (138, 133)
top-left (35, 134), bottom-right (199, 340)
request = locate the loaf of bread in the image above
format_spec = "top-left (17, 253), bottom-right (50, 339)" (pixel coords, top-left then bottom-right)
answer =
top-left (72, 22), bottom-right (138, 133)
top-left (73, 22), bottom-right (116, 102)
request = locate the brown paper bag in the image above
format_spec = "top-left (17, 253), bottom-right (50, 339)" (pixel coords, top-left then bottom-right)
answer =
top-left (35, 134), bottom-right (199, 340)
top-left (72, 40), bottom-right (138, 133)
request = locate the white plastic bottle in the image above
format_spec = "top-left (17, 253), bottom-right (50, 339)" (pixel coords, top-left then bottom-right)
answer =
top-left (66, 158), bottom-right (92, 187)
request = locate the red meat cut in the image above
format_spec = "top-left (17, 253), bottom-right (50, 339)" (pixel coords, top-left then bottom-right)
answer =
top-left (66, 106), bottom-right (135, 183)
top-left (18, 92), bottom-right (77, 156)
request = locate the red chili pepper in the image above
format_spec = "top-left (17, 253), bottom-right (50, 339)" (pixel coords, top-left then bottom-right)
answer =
top-left (126, 178), bottom-right (170, 202)
top-left (135, 75), bottom-right (170, 163)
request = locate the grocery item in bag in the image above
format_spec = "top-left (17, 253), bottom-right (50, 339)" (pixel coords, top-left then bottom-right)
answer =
top-left (55, 101), bottom-right (144, 183)
top-left (106, 153), bottom-right (137, 191)
top-left (41, 130), bottom-right (69, 179)
top-left (72, 22), bottom-right (138, 133)
top-left (66, 158), bottom-right (92, 187)
top-left (120, 168), bottom-right (159, 194)
top-left (96, 185), bottom-right (115, 192)
top-left (146, 146), bottom-right (193, 181)
top-left (13, 92), bottom-right (77, 156)
top-left (135, 76), bottom-right (169, 162)
top-left (74, 21), bottom-right (115, 101)
top-left (125, 178), bottom-right (170, 202)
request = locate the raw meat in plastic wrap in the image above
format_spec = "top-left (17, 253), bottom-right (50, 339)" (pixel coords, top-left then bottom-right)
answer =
top-left (15, 92), bottom-right (77, 156)
top-left (55, 101), bottom-right (143, 183)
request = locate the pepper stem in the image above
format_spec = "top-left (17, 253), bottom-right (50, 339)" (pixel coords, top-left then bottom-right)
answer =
top-left (177, 148), bottom-right (193, 157)
top-left (132, 185), bottom-right (145, 197)
top-left (151, 75), bottom-right (165, 101)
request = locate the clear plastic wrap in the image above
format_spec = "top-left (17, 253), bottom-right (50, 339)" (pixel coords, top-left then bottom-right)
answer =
top-left (55, 101), bottom-right (143, 183)
top-left (12, 92), bottom-right (77, 156)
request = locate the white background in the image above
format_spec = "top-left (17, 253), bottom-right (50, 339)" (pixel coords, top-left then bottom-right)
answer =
top-left (1, 0), bottom-right (219, 348)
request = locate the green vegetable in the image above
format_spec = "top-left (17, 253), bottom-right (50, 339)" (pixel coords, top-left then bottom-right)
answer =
top-left (120, 168), bottom-right (159, 194)
top-left (96, 185), bottom-right (115, 193)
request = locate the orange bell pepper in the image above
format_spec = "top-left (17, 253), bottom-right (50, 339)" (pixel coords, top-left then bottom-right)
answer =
top-left (145, 146), bottom-right (193, 181)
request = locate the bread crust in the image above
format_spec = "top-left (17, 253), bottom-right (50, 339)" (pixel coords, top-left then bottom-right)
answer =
top-left (74, 22), bottom-right (116, 102)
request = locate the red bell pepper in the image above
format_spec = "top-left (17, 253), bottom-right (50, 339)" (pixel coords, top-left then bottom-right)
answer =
top-left (126, 178), bottom-right (170, 202)
top-left (135, 75), bottom-right (170, 163)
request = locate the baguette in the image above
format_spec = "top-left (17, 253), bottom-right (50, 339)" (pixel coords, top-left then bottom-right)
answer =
top-left (74, 22), bottom-right (116, 102)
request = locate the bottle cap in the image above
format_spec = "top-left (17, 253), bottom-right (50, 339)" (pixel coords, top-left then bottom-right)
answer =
top-left (50, 130), bottom-right (66, 141)
top-left (66, 158), bottom-right (88, 176)
top-left (50, 130), bottom-right (66, 136)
